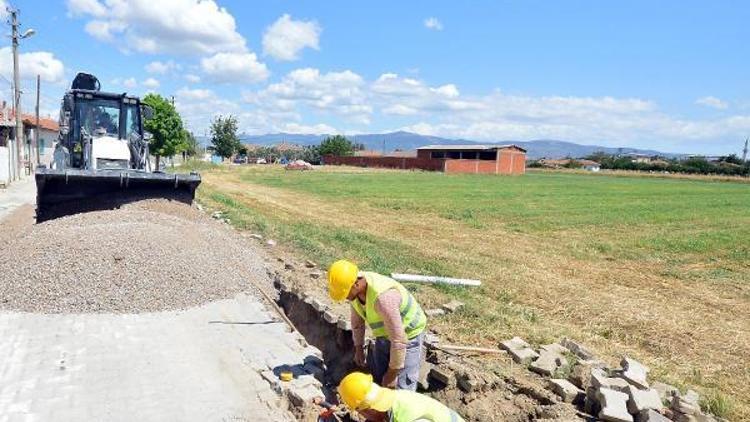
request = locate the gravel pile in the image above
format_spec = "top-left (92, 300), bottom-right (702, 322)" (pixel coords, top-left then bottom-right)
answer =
top-left (0, 200), bottom-right (270, 313)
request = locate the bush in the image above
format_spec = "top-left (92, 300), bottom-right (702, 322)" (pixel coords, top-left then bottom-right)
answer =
top-left (319, 135), bottom-right (354, 157)
top-left (700, 390), bottom-right (733, 419)
top-left (583, 153), bottom-right (749, 177)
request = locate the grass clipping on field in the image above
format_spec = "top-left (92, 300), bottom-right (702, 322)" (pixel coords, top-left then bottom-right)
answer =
top-left (198, 165), bottom-right (749, 419)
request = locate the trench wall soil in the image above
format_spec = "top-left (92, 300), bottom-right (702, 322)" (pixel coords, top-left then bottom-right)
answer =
top-left (277, 287), bottom-right (356, 386)
top-left (273, 279), bottom-right (578, 422)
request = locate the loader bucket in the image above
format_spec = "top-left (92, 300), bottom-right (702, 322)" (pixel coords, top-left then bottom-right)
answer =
top-left (35, 168), bottom-right (201, 222)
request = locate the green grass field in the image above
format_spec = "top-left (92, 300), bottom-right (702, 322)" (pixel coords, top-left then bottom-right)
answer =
top-left (194, 164), bottom-right (749, 419)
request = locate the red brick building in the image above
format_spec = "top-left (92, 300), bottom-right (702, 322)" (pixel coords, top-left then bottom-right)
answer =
top-left (417, 145), bottom-right (526, 175)
top-left (325, 144), bottom-right (526, 175)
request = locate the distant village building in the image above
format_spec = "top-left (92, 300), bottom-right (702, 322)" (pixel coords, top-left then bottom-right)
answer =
top-left (22, 114), bottom-right (59, 167)
top-left (0, 101), bottom-right (59, 173)
top-left (538, 158), bottom-right (601, 172)
top-left (581, 160), bottom-right (601, 172)
top-left (274, 142), bottom-right (304, 154)
top-left (326, 144), bottom-right (526, 175)
top-left (624, 153), bottom-right (664, 164)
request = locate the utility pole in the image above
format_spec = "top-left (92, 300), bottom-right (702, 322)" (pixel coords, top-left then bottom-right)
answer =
top-left (743, 138), bottom-right (748, 163)
top-left (34, 74), bottom-right (40, 167)
top-left (9, 8), bottom-right (35, 178)
top-left (11, 8), bottom-right (23, 179)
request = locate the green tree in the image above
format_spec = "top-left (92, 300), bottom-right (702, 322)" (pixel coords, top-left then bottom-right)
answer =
top-left (182, 130), bottom-right (201, 157)
top-left (319, 135), bottom-right (354, 157)
top-left (142, 93), bottom-right (187, 170)
top-left (299, 145), bottom-right (322, 164)
top-left (720, 154), bottom-right (744, 165)
top-left (210, 115), bottom-right (241, 159)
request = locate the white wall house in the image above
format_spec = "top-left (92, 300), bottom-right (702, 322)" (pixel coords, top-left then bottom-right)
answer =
top-left (23, 115), bottom-right (59, 167)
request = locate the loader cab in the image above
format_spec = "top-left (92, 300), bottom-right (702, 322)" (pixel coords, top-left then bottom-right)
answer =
top-left (60, 90), bottom-right (146, 170)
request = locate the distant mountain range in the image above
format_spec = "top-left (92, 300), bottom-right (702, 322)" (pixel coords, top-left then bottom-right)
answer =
top-left (198, 131), bottom-right (682, 160)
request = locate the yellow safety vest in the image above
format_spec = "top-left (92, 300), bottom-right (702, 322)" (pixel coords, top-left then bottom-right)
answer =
top-left (351, 272), bottom-right (426, 340)
top-left (390, 390), bottom-right (464, 422)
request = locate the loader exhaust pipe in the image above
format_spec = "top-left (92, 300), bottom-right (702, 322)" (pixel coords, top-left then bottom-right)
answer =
top-left (35, 168), bottom-right (201, 222)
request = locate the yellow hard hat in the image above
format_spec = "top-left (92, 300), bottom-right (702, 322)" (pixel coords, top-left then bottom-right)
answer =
top-left (338, 372), bottom-right (395, 412)
top-left (328, 259), bottom-right (359, 302)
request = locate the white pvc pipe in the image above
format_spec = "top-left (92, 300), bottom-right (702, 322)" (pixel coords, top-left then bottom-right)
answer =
top-left (390, 273), bottom-right (481, 287)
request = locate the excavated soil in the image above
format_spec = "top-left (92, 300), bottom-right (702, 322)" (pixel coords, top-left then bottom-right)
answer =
top-left (0, 200), bottom-right (271, 313)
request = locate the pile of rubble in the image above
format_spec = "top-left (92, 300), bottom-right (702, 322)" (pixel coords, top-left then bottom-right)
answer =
top-left (500, 336), bottom-right (723, 422)
top-left (0, 200), bottom-right (270, 313)
top-left (284, 160), bottom-right (314, 171)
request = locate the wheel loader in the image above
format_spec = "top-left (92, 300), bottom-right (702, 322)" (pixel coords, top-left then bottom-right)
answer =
top-left (35, 73), bottom-right (201, 221)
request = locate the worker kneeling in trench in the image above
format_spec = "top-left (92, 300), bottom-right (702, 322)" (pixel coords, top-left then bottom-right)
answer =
top-left (328, 260), bottom-right (427, 390)
top-left (339, 372), bottom-right (465, 422)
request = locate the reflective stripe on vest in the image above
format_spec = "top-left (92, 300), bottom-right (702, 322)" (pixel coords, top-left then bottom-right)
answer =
top-left (351, 272), bottom-right (426, 340)
top-left (389, 390), bottom-right (465, 422)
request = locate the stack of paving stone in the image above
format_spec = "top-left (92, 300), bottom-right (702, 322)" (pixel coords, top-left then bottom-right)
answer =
top-left (499, 337), bottom-right (725, 422)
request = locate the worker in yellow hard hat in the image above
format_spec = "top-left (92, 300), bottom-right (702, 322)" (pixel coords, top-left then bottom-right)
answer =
top-left (338, 372), bottom-right (464, 422)
top-left (328, 259), bottom-right (427, 390)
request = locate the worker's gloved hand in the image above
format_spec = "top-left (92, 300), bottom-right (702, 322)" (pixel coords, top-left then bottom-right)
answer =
top-left (353, 348), bottom-right (366, 367)
top-left (382, 368), bottom-right (399, 389)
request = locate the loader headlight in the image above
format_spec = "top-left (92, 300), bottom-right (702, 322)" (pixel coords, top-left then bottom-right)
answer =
top-left (97, 158), bottom-right (130, 170)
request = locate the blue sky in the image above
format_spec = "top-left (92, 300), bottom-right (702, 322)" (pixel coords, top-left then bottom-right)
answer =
top-left (1, 0), bottom-right (749, 154)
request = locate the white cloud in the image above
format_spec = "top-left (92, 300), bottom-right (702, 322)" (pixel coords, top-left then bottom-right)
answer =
top-left (84, 19), bottom-right (127, 41)
top-left (66, 0), bottom-right (246, 55)
top-left (145, 60), bottom-right (179, 74)
top-left (262, 14), bottom-right (321, 61)
top-left (201, 52), bottom-right (269, 84)
top-left (174, 88), bottom-right (241, 133)
top-left (282, 122), bottom-right (336, 135)
top-left (142, 77), bottom-right (160, 89)
top-left (246, 68), bottom-right (371, 123)
top-left (382, 104), bottom-right (419, 116)
top-left (424, 17), bottom-right (443, 31)
top-left (123, 77), bottom-right (137, 89)
top-left (392, 86), bottom-right (750, 151)
top-left (185, 74), bottom-right (201, 83)
top-left (371, 73), bottom-right (482, 113)
top-left (245, 70), bottom-right (750, 152)
top-left (67, 0), bottom-right (107, 17)
top-left (695, 96), bottom-right (728, 110)
top-left (0, 47), bottom-right (65, 83)
top-left (176, 87), bottom-right (214, 101)
top-left (432, 84), bottom-right (459, 98)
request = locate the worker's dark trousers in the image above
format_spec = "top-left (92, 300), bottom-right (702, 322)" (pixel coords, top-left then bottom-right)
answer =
top-left (368, 333), bottom-right (424, 391)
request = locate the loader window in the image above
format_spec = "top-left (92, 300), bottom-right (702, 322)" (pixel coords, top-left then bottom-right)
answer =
top-left (124, 104), bottom-right (140, 140)
top-left (79, 100), bottom-right (120, 138)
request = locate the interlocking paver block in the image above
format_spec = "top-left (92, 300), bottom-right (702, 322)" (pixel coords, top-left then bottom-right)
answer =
top-left (0, 294), bottom-right (312, 421)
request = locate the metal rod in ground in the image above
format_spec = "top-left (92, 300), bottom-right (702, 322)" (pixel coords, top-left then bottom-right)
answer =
top-left (438, 344), bottom-right (506, 354)
top-left (390, 273), bottom-right (481, 287)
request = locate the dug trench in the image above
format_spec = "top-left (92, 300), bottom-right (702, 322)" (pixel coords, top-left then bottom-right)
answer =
top-left (270, 269), bottom-right (583, 422)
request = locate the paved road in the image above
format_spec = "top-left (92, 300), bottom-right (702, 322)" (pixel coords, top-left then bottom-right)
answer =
top-left (0, 294), bottom-right (320, 422)
top-left (0, 176), bottom-right (35, 221)
top-left (0, 178), bottom-right (322, 420)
